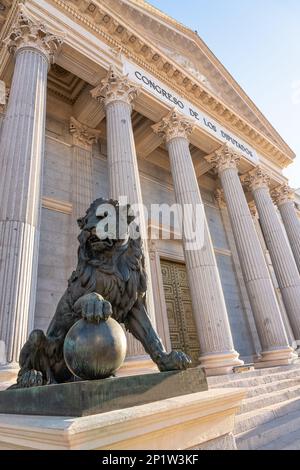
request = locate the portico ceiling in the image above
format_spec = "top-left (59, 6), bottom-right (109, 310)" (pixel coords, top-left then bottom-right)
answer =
top-left (48, 64), bottom-right (86, 104)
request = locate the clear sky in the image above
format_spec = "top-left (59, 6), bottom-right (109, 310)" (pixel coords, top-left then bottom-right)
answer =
top-left (148, 0), bottom-right (300, 189)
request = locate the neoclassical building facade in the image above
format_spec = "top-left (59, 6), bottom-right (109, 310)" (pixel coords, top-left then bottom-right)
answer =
top-left (1, 0), bottom-right (300, 378)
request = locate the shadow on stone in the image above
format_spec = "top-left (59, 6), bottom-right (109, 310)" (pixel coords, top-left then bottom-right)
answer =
top-left (0, 367), bottom-right (207, 417)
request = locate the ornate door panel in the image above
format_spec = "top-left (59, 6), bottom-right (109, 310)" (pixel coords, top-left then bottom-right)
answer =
top-left (160, 259), bottom-right (201, 365)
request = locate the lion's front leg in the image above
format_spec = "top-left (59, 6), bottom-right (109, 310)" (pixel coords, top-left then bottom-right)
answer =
top-left (125, 300), bottom-right (192, 372)
top-left (74, 293), bottom-right (112, 323)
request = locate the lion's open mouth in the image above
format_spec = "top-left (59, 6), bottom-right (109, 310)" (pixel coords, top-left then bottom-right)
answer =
top-left (89, 233), bottom-right (114, 250)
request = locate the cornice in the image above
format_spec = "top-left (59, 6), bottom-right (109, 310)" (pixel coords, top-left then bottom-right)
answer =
top-left (122, 0), bottom-right (294, 160)
top-left (7, 0), bottom-right (291, 170)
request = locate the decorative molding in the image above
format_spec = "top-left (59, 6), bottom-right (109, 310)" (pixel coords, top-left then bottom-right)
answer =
top-left (214, 189), bottom-right (227, 209)
top-left (241, 166), bottom-right (271, 192)
top-left (46, 0), bottom-right (294, 168)
top-left (272, 184), bottom-right (295, 207)
top-left (69, 116), bottom-right (101, 149)
top-left (152, 108), bottom-right (194, 144)
top-left (206, 144), bottom-right (241, 174)
top-left (91, 66), bottom-right (140, 108)
top-left (0, 81), bottom-right (10, 113)
top-left (248, 201), bottom-right (258, 219)
top-left (42, 196), bottom-right (73, 214)
top-left (4, 4), bottom-right (64, 64)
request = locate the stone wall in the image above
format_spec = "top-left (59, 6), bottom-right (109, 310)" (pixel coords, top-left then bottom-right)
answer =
top-left (33, 113), bottom-right (257, 360)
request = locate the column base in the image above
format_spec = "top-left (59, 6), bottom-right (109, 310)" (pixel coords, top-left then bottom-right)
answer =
top-left (200, 351), bottom-right (244, 376)
top-left (254, 347), bottom-right (298, 369)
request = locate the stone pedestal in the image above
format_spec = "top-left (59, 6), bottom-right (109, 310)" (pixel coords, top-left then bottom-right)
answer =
top-left (207, 145), bottom-right (295, 368)
top-left (0, 368), bottom-right (207, 417)
top-left (243, 168), bottom-right (300, 342)
top-left (0, 7), bottom-right (63, 363)
top-left (153, 111), bottom-right (242, 375)
top-left (272, 185), bottom-right (300, 274)
top-left (0, 388), bottom-right (246, 450)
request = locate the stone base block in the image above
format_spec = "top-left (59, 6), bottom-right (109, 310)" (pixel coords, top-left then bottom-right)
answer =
top-left (200, 351), bottom-right (244, 376)
top-left (0, 388), bottom-right (246, 450)
top-left (0, 368), bottom-right (207, 417)
top-left (254, 348), bottom-right (298, 369)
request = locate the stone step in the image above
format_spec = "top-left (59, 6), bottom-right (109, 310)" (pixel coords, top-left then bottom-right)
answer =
top-left (235, 396), bottom-right (300, 435)
top-left (208, 364), bottom-right (300, 388)
top-left (259, 429), bottom-right (300, 450)
top-left (209, 364), bottom-right (300, 386)
top-left (280, 432), bottom-right (300, 450)
top-left (239, 384), bottom-right (300, 414)
top-left (243, 377), bottom-right (300, 399)
top-left (237, 409), bottom-right (300, 450)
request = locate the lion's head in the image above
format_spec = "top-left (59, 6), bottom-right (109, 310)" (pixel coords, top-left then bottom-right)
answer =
top-left (72, 198), bottom-right (146, 294)
top-left (77, 198), bottom-right (137, 259)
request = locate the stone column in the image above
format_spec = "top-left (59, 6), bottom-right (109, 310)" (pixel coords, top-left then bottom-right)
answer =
top-left (69, 117), bottom-right (101, 261)
top-left (0, 7), bottom-right (63, 363)
top-left (207, 145), bottom-right (295, 368)
top-left (153, 110), bottom-right (242, 375)
top-left (248, 201), bottom-right (295, 348)
top-left (91, 67), bottom-right (155, 358)
top-left (243, 167), bottom-right (300, 343)
top-left (0, 82), bottom-right (8, 137)
top-left (272, 185), bottom-right (300, 274)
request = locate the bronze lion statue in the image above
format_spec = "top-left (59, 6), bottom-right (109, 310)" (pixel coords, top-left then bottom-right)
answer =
top-left (12, 199), bottom-right (191, 388)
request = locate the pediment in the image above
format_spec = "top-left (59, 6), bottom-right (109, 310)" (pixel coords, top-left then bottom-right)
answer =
top-left (101, 0), bottom-right (293, 158)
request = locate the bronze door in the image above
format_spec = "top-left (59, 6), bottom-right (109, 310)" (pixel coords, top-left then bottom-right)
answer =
top-left (160, 259), bottom-right (201, 365)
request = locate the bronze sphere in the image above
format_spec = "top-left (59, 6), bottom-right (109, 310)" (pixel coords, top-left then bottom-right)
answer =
top-left (63, 318), bottom-right (127, 380)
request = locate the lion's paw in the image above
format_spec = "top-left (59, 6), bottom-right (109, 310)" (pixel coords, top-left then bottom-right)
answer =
top-left (18, 370), bottom-right (44, 388)
top-left (74, 293), bottom-right (112, 324)
top-left (158, 351), bottom-right (192, 372)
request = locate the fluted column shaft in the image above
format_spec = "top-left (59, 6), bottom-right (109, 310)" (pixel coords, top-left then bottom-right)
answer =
top-left (0, 49), bottom-right (48, 363)
top-left (273, 186), bottom-right (300, 274)
top-left (153, 110), bottom-right (242, 375)
top-left (69, 117), bottom-right (100, 263)
top-left (245, 171), bottom-right (300, 342)
top-left (91, 68), bottom-right (155, 358)
top-left (0, 8), bottom-right (62, 363)
top-left (280, 203), bottom-right (300, 272)
top-left (207, 146), bottom-right (294, 367)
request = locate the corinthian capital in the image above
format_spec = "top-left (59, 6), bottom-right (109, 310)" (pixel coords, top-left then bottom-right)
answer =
top-left (206, 144), bottom-right (241, 174)
top-left (272, 184), bottom-right (295, 206)
top-left (152, 109), bottom-right (194, 143)
top-left (4, 5), bottom-right (64, 64)
top-left (70, 117), bottom-right (101, 149)
top-left (241, 166), bottom-right (271, 192)
top-left (91, 66), bottom-right (140, 108)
